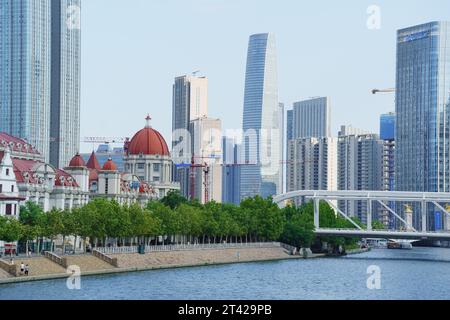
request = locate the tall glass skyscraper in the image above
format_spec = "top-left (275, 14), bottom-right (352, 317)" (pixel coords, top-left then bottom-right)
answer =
top-left (50, 0), bottom-right (81, 169)
top-left (0, 0), bottom-right (81, 167)
top-left (240, 33), bottom-right (280, 200)
top-left (0, 0), bottom-right (52, 159)
top-left (396, 21), bottom-right (450, 229)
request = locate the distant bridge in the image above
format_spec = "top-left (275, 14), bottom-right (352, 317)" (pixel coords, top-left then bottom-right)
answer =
top-left (273, 190), bottom-right (450, 241)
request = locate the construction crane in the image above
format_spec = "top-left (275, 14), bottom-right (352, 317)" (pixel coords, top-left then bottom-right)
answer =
top-left (372, 88), bottom-right (396, 95)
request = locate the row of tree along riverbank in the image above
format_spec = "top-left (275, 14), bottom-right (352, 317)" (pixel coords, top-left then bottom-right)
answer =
top-left (0, 191), bottom-right (385, 255)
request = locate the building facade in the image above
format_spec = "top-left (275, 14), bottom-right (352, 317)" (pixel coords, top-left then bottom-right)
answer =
top-left (337, 129), bottom-right (383, 224)
top-left (189, 117), bottom-right (222, 203)
top-left (124, 116), bottom-right (179, 199)
top-left (222, 137), bottom-right (241, 205)
top-left (0, 0), bottom-right (81, 166)
top-left (0, 0), bottom-right (52, 161)
top-left (240, 33), bottom-right (280, 200)
top-left (380, 113), bottom-right (396, 228)
top-left (172, 75), bottom-right (209, 198)
top-left (50, 0), bottom-right (81, 169)
top-left (395, 21), bottom-right (450, 230)
top-left (293, 97), bottom-right (331, 139)
top-left (287, 137), bottom-right (337, 198)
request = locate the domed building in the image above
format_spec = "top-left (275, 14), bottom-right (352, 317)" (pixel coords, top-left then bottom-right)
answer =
top-left (124, 116), bottom-right (179, 198)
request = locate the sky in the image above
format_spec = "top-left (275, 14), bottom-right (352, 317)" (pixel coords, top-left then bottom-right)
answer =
top-left (80, 0), bottom-right (450, 152)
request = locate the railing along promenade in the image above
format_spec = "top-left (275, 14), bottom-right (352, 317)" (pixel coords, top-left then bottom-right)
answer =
top-left (96, 242), bottom-right (285, 255)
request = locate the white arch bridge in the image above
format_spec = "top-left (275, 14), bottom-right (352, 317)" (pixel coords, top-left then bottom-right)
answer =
top-left (273, 190), bottom-right (450, 241)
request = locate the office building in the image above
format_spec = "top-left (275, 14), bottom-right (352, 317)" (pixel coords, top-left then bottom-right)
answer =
top-left (395, 21), bottom-right (450, 230)
top-left (380, 113), bottom-right (396, 228)
top-left (240, 33), bottom-right (280, 200)
top-left (293, 97), bottom-right (331, 139)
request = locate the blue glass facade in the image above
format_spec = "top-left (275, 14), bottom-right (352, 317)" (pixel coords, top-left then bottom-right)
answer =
top-left (380, 113), bottom-right (395, 141)
top-left (240, 33), bottom-right (280, 200)
top-left (396, 21), bottom-right (450, 229)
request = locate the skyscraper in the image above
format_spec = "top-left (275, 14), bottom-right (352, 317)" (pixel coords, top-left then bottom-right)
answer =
top-left (189, 117), bottom-right (222, 203)
top-left (0, 0), bottom-right (52, 160)
top-left (0, 0), bottom-right (81, 167)
top-left (395, 22), bottom-right (450, 229)
top-left (337, 129), bottom-right (383, 224)
top-left (287, 137), bottom-right (337, 194)
top-left (222, 137), bottom-right (241, 205)
top-left (50, 0), bottom-right (81, 169)
top-left (380, 112), bottom-right (396, 228)
top-left (172, 75), bottom-right (209, 198)
top-left (240, 33), bottom-right (280, 200)
top-left (293, 97), bottom-right (331, 139)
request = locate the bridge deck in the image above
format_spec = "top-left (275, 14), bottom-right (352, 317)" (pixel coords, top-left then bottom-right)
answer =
top-left (316, 229), bottom-right (450, 241)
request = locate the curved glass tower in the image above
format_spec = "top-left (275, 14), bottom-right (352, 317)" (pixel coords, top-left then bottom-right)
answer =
top-left (240, 33), bottom-right (280, 200)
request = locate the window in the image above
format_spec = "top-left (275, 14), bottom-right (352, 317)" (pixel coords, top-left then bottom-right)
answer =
top-left (5, 204), bottom-right (12, 216)
top-left (153, 177), bottom-right (160, 182)
top-left (0, 184), bottom-right (2, 193)
top-left (11, 185), bottom-right (14, 192)
top-left (137, 163), bottom-right (145, 170)
top-left (5, 168), bottom-right (9, 176)
top-left (153, 164), bottom-right (160, 172)
top-left (105, 178), bottom-right (109, 194)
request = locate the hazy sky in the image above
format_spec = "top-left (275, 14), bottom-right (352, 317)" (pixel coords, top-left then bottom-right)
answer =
top-left (80, 0), bottom-right (450, 152)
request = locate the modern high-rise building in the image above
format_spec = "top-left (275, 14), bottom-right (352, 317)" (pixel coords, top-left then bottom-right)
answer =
top-left (0, 0), bottom-right (81, 167)
top-left (286, 109), bottom-right (294, 142)
top-left (0, 0), bottom-right (52, 161)
top-left (337, 129), bottom-right (383, 224)
top-left (287, 137), bottom-right (337, 196)
top-left (172, 75), bottom-right (209, 198)
top-left (395, 21), bottom-right (450, 230)
top-left (240, 33), bottom-right (280, 200)
top-left (189, 117), bottom-right (222, 203)
top-left (293, 97), bottom-right (331, 139)
top-left (222, 137), bottom-right (241, 205)
top-left (380, 113), bottom-right (396, 228)
top-left (50, 0), bottom-right (81, 169)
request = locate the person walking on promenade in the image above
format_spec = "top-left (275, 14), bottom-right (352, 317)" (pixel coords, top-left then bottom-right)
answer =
top-left (20, 262), bottom-right (25, 275)
top-left (24, 265), bottom-right (29, 276)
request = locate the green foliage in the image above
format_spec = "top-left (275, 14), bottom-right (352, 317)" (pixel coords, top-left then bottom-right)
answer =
top-left (160, 190), bottom-right (188, 209)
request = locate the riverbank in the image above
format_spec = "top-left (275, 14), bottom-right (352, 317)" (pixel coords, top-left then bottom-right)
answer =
top-left (0, 246), bottom-right (326, 285)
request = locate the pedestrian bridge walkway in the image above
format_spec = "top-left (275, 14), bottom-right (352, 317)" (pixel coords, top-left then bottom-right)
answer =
top-left (274, 190), bottom-right (450, 241)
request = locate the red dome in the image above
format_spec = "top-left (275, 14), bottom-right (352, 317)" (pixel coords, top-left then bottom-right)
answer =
top-left (68, 153), bottom-right (86, 167)
top-left (102, 158), bottom-right (118, 171)
top-left (128, 116), bottom-right (170, 156)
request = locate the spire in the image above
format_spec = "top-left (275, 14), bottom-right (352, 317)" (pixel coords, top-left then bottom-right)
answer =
top-left (86, 151), bottom-right (101, 170)
top-left (145, 114), bottom-right (152, 128)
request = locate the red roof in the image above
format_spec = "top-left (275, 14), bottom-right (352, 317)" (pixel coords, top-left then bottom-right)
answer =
top-left (55, 169), bottom-right (79, 187)
top-left (68, 153), bottom-right (86, 167)
top-left (128, 127), bottom-right (170, 156)
top-left (12, 159), bottom-right (45, 183)
top-left (0, 132), bottom-right (40, 155)
top-left (102, 158), bottom-right (118, 171)
top-left (86, 151), bottom-right (101, 170)
top-left (0, 151), bottom-right (4, 162)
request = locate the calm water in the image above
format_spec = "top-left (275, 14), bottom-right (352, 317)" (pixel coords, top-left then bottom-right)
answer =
top-left (2, 247), bottom-right (450, 300)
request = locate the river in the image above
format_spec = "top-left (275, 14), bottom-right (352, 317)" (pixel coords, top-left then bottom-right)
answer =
top-left (1, 247), bottom-right (450, 300)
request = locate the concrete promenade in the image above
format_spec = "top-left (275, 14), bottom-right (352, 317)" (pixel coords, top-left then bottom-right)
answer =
top-left (0, 245), bottom-right (324, 285)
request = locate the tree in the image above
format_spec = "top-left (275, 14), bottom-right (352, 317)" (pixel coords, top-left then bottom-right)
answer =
top-left (0, 216), bottom-right (23, 244)
top-left (160, 190), bottom-right (188, 210)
